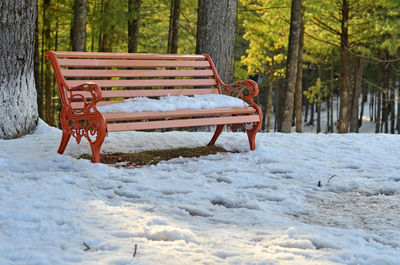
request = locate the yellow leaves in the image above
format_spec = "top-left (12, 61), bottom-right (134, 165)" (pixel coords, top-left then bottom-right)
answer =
top-left (303, 78), bottom-right (328, 104)
top-left (274, 54), bottom-right (285, 64)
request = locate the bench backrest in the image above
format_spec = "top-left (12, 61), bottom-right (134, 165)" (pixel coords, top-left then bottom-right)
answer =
top-left (45, 51), bottom-right (223, 108)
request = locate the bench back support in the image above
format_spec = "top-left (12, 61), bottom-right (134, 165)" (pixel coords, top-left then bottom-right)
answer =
top-left (45, 52), bottom-right (224, 108)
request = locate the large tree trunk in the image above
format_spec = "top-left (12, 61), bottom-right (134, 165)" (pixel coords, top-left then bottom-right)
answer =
top-left (0, 0), bottom-right (38, 139)
top-left (280, 0), bottom-right (302, 133)
top-left (71, 0), bottom-right (87, 51)
top-left (294, 16), bottom-right (304, 133)
top-left (196, 0), bottom-right (237, 84)
top-left (337, 0), bottom-right (351, 133)
top-left (128, 0), bottom-right (141, 53)
top-left (167, 0), bottom-right (180, 54)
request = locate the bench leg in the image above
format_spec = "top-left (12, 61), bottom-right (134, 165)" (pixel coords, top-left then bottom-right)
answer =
top-left (208, 125), bottom-right (224, 146)
top-left (58, 130), bottom-right (71, 154)
top-left (90, 141), bottom-right (103, 163)
top-left (88, 122), bottom-right (107, 163)
top-left (246, 122), bottom-right (260, 150)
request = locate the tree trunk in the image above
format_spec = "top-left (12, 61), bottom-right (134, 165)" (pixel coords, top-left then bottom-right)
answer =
top-left (34, 0), bottom-right (42, 119)
top-left (167, 0), bottom-right (180, 54)
top-left (266, 76), bottom-right (274, 132)
top-left (71, 0), bottom-right (87, 51)
top-left (382, 61), bottom-right (389, 133)
top-left (280, 0), bottom-right (302, 133)
top-left (350, 56), bottom-right (364, 132)
top-left (294, 15), bottom-right (304, 133)
top-left (128, 0), bottom-right (141, 53)
top-left (317, 103), bottom-right (321, 133)
top-left (99, 0), bottom-right (112, 52)
top-left (309, 102), bottom-right (314, 125)
top-left (390, 64), bottom-right (395, 134)
top-left (375, 90), bottom-right (381, 133)
top-left (316, 64), bottom-right (322, 133)
top-left (43, 0), bottom-right (52, 123)
top-left (304, 100), bottom-right (308, 123)
top-left (330, 93), bottom-right (334, 131)
top-left (327, 56), bottom-right (334, 132)
top-left (0, 0), bottom-right (38, 139)
top-left (196, 0), bottom-right (237, 84)
top-left (397, 82), bottom-right (400, 133)
top-left (337, 0), bottom-right (350, 133)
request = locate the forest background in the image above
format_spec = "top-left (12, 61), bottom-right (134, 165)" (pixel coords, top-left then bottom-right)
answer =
top-left (35, 0), bottom-right (400, 134)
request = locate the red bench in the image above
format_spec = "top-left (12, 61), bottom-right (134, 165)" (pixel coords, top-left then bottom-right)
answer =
top-left (45, 51), bottom-right (263, 162)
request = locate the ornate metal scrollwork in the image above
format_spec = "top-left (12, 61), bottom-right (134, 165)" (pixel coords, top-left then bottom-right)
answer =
top-left (59, 82), bottom-right (107, 146)
top-left (218, 80), bottom-right (262, 133)
top-left (219, 80), bottom-right (259, 105)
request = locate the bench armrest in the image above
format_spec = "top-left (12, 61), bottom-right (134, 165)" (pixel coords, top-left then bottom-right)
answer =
top-left (66, 82), bottom-right (103, 114)
top-left (219, 80), bottom-right (259, 105)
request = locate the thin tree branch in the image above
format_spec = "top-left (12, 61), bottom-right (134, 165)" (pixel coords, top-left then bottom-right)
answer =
top-left (312, 17), bottom-right (341, 36)
top-left (304, 30), bottom-right (340, 48)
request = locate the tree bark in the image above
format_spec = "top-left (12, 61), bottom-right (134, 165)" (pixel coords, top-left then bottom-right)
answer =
top-left (317, 102), bottom-right (321, 133)
top-left (309, 102), bottom-right (314, 125)
top-left (294, 15), bottom-right (304, 133)
top-left (350, 56), bottom-right (364, 132)
top-left (304, 100), bottom-right (308, 123)
top-left (128, 0), bottom-right (141, 53)
top-left (397, 82), bottom-right (400, 133)
top-left (43, 0), bottom-right (52, 123)
top-left (337, 0), bottom-right (351, 133)
top-left (0, 0), bottom-right (38, 139)
top-left (266, 76), bottom-right (274, 132)
top-left (71, 0), bottom-right (87, 51)
top-left (375, 90), bottom-right (381, 133)
top-left (167, 0), bottom-right (180, 54)
top-left (280, 0), bottom-right (302, 133)
top-left (196, 0), bottom-right (237, 84)
top-left (99, 0), bottom-right (112, 52)
top-left (34, 0), bottom-right (42, 118)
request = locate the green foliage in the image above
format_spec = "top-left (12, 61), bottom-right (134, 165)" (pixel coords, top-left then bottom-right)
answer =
top-left (305, 0), bottom-right (400, 57)
top-left (239, 0), bottom-right (290, 78)
top-left (303, 78), bottom-right (328, 105)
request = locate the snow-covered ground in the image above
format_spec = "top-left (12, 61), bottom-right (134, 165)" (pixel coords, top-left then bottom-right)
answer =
top-left (1, 119), bottom-right (400, 265)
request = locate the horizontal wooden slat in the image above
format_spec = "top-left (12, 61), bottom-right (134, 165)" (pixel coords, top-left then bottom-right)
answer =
top-left (53, 51), bottom-right (205, 60)
top-left (68, 89), bottom-right (219, 104)
top-left (66, 79), bottom-right (216, 88)
top-left (100, 88), bottom-right (218, 97)
top-left (70, 100), bottom-right (124, 109)
top-left (107, 115), bottom-right (261, 132)
top-left (102, 107), bottom-right (257, 121)
top-left (62, 69), bottom-right (214, 78)
top-left (58, 59), bottom-right (210, 68)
